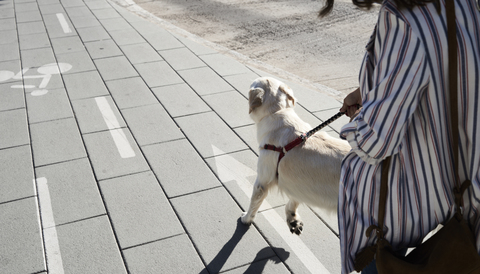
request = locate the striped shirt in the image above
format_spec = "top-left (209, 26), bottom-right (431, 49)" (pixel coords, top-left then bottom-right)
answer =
top-left (339, 0), bottom-right (480, 273)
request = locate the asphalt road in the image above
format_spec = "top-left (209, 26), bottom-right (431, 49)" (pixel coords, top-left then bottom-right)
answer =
top-left (133, 0), bottom-right (381, 98)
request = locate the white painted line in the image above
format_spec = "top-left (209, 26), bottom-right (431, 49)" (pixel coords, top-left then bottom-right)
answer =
top-left (56, 13), bottom-right (72, 34)
top-left (211, 145), bottom-right (331, 273)
top-left (35, 177), bottom-right (65, 274)
top-left (95, 97), bottom-right (136, 159)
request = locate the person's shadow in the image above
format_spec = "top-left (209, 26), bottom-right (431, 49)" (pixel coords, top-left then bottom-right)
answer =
top-left (202, 219), bottom-right (290, 273)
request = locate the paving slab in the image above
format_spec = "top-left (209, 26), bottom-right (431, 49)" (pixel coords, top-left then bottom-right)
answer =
top-left (313, 108), bottom-right (351, 134)
top-left (171, 187), bottom-right (276, 273)
top-left (0, 198), bottom-right (45, 274)
top-left (82, 129), bottom-right (149, 180)
top-left (0, 82), bottom-right (25, 111)
top-left (233, 124), bottom-right (259, 154)
top-left (0, 29), bottom-right (17, 45)
top-left (94, 55), bottom-right (138, 81)
top-left (91, 7), bottom-right (121, 20)
top-left (72, 96), bottom-right (126, 133)
top-left (99, 17), bottom-right (133, 32)
top-left (142, 139), bottom-right (221, 198)
top-left (26, 87), bottom-right (74, 124)
top-left (134, 60), bottom-right (183, 88)
top-left (224, 71), bottom-right (261, 97)
top-left (105, 76), bottom-right (158, 109)
top-left (56, 50), bottom-right (96, 75)
top-left (0, 108), bottom-right (29, 149)
top-left (34, 158), bottom-right (106, 225)
top-left (70, 14), bottom-right (102, 29)
top-left (140, 29), bottom-right (184, 51)
top-left (223, 255), bottom-right (290, 274)
top-left (76, 25), bottom-right (110, 42)
top-left (63, 70), bottom-right (110, 100)
top-left (38, 3), bottom-right (65, 15)
top-left (56, 216), bottom-right (127, 273)
top-left (0, 145), bottom-right (34, 203)
top-left (30, 118), bottom-right (86, 166)
top-left (0, 59), bottom-right (21, 84)
top-left (174, 35), bottom-right (218, 56)
top-left (178, 66), bottom-right (233, 96)
top-left (16, 10), bottom-right (42, 23)
top-left (50, 36), bottom-right (86, 54)
top-left (99, 171), bottom-right (184, 249)
top-left (175, 111), bottom-right (248, 158)
top-left (200, 53), bottom-right (252, 77)
top-left (121, 103), bottom-right (183, 146)
top-left (159, 47), bottom-right (206, 71)
top-left (123, 234), bottom-right (206, 274)
top-left (120, 43), bottom-right (163, 64)
top-left (19, 32), bottom-right (51, 51)
top-left (1, 42), bottom-right (20, 62)
top-left (17, 21), bottom-right (48, 36)
top-left (109, 28), bottom-right (147, 46)
top-left (202, 90), bottom-right (252, 128)
top-left (152, 83), bottom-right (211, 118)
top-left (85, 39), bottom-right (123, 59)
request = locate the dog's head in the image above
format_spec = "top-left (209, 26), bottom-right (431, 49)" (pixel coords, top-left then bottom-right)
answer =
top-left (248, 77), bottom-right (296, 123)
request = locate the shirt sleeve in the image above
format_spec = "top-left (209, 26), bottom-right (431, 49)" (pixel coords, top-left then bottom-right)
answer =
top-left (340, 10), bottom-right (428, 166)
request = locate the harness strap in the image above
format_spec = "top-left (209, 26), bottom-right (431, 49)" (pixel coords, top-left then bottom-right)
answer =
top-left (263, 133), bottom-right (307, 176)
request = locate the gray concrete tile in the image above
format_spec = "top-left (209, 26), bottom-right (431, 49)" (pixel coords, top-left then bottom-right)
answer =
top-left (63, 70), bottom-right (109, 100)
top-left (71, 96), bottom-right (126, 134)
top-left (26, 87), bottom-right (73, 124)
top-left (100, 17), bottom-right (132, 32)
top-left (0, 198), bottom-right (45, 274)
top-left (0, 59), bottom-right (21, 84)
top-left (0, 18), bottom-right (16, 31)
top-left (175, 111), bottom-right (247, 158)
top-left (253, 205), bottom-right (342, 274)
top-left (99, 171), bottom-right (184, 248)
top-left (224, 71), bottom-right (260, 97)
top-left (313, 108), bottom-right (350, 134)
top-left (51, 36), bottom-right (86, 54)
top-left (85, 39), bottom-right (122, 59)
top-left (0, 42), bottom-right (20, 62)
top-left (0, 29), bottom-right (17, 45)
top-left (38, 3), bottom-right (65, 15)
top-left (0, 82), bottom-right (25, 111)
top-left (109, 28), bottom-right (146, 46)
top-left (200, 53), bottom-right (252, 77)
top-left (17, 21), bottom-right (47, 35)
top-left (30, 118), bottom-right (86, 166)
top-left (105, 77), bottom-right (157, 109)
top-left (234, 125), bottom-right (259, 154)
top-left (55, 50), bottom-right (96, 75)
top-left (83, 129), bottom-right (149, 180)
top-left (0, 145), bottom-right (34, 203)
top-left (120, 43), bottom-right (162, 64)
top-left (56, 216), bottom-right (127, 273)
top-left (293, 104), bottom-right (324, 129)
top-left (0, 8), bottom-right (14, 20)
top-left (203, 90), bottom-right (252, 128)
top-left (65, 5), bottom-right (92, 17)
top-left (70, 14), bottom-right (102, 28)
top-left (19, 33), bottom-right (51, 51)
top-left (91, 7), bottom-right (120, 20)
top-left (175, 35), bottom-right (217, 56)
top-left (123, 234), bottom-right (205, 274)
top-left (121, 104), bottom-right (183, 146)
top-left (15, 2), bottom-right (39, 12)
top-left (171, 187), bottom-right (275, 273)
top-left (290, 83), bottom-right (342, 113)
top-left (134, 61), bottom-right (183, 88)
top-left (35, 158), bottom-right (106, 225)
top-left (42, 13), bottom-right (77, 39)
top-left (60, 0), bottom-right (85, 8)
top-left (205, 150), bottom-right (287, 211)
top-left (16, 10), bottom-right (42, 23)
top-left (223, 256), bottom-right (290, 274)
top-left (152, 83), bottom-right (210, 117)
top-left (95, 56), bottom-right (138, 81)
top-left (21, 48), bottom-right (55, 69)
top-left (143, 139), bottom-right (221, 198)
top-left (0, 109), bottom-right (29, 149)
top-left (76, 25), bottom-right (109, 42)
top-left (141, 30), bottom-right (183, 51)
top-left (38, 0), bottom-right (61, 5)
top-left (159, 47), bottom-right (206, 71)
top-left (178, 67), bottom-right (233, 95)
top-left (85, 0), bottom-right (112, 10)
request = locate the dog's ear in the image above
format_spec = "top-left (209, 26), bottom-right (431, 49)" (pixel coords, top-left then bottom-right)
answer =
top-left (279, 84), bottom-right (296, 106)
top-left (249, 88), bottom-right (264, 114)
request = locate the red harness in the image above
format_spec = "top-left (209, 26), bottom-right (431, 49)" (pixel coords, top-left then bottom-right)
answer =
top-left (263, 133), bottom-right (308, 176)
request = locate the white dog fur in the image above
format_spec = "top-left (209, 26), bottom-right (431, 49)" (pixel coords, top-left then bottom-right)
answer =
top-left (241, 77), bottom-right (351, 235)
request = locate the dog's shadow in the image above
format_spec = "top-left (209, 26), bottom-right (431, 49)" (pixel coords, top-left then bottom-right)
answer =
top-left (201, 219), bottom-right (290, 274)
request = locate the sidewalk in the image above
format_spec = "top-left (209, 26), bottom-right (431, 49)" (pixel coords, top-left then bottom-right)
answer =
top-left (0, 0), bottom-right (351, 272)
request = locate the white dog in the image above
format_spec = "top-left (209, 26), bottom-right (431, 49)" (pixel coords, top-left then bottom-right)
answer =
top-left (241, 77), bottom-right (351, 235)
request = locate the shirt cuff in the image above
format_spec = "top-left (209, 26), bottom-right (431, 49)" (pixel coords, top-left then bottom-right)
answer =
top-left (340, 121), bottom-right (382, 166)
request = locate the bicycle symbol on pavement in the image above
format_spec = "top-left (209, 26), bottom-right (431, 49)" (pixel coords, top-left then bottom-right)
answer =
top-left (0, 62), bottom-right (72, 96)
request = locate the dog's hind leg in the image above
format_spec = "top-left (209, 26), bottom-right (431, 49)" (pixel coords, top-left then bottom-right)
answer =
top-left (240, 179), bottom-right (271, 225)
top-left (285, 199), bottom-right (303, 235)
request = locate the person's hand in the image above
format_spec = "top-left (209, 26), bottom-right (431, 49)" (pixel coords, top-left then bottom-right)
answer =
top-left (340, 88), bottom-right (362, 121)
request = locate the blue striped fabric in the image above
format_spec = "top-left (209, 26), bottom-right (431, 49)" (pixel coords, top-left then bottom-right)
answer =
top-left (338, 0), bottom-right (480, 272)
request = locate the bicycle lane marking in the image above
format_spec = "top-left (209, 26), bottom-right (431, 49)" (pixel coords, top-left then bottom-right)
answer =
top-left (34, 177), bottom-right (65, 274)
top-left (56, 13), bottom-right (72, 34)
top-left (95, 97), bottom-right (135, 159)
top-left (211, 145), bottom-right (331, 274)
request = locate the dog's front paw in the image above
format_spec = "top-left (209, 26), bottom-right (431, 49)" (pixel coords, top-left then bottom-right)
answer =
top-left (240, 212), bottom-right (254, 225)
